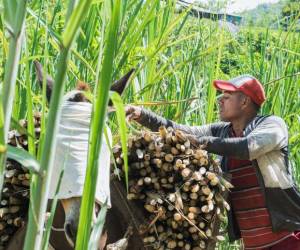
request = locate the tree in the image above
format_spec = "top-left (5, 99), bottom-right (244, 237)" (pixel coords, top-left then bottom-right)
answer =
top-left (280, 0), bottom-right (300, 30)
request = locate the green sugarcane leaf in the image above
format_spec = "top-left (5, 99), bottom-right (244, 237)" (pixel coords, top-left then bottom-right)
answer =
top-left (24, 0), bottom-right (95, 249)
top-left (75, 0), bottom-right (121, 249)
top-left (3, 0), bottom-right (17, 34)
top-left (88, 201), bottom-right (108, 250)
top-left (109, 91), bottom-right (128, 191)
top-left (26, 7), bottom-right (62, 44)
top-left (7, 145), bottom-right (40, 174)
top-left (63, 1), bottom-right (93, 48)
top-left (1, 0), bottom-right (27, 203)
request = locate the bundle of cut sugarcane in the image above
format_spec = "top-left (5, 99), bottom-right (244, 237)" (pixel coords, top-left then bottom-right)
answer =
top-left (0, 113), bottom-right (41, 248)
top-left (113, 126), bottom-right (232, 250)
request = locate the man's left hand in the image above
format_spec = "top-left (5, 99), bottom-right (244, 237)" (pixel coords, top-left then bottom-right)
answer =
top-left (185, 134), bottom-right (208, 149)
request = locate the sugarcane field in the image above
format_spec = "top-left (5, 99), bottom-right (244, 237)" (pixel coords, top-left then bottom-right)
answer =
top-left (0, 0), bottom-right (299, 250)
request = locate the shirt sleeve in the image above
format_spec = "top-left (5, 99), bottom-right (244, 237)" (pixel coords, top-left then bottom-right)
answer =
top-left (200, 136), bottom-right (249, 159)
top-left (137, 108), bottom-right (226, 137)
top-left (247, 116), bottom-right (288, 160)
top-left (197, 116), bottom-right (288, 160)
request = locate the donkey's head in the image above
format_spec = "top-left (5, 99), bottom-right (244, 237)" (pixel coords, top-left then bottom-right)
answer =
top-left (34, 60), bottom-right (134, 105)
top-left (34, 60), bottom-right (134, 248)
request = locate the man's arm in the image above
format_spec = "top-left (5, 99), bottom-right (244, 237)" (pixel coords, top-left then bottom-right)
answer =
top-left (138, 108), bottom-right (213, 136)
top-left (126, 106), bottom-right (226, 137)
top-left (198, 116), bottom-right (288, 160)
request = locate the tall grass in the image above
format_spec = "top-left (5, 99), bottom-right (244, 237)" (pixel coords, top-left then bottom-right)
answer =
top-left (75, 0), bottom-right (122, 248)
top-left (0, 0), bottom-right (27, 199)
top-left (0, 0), bottom-right (299, 249)
top-left (23, 0), bottom-right (96, 249)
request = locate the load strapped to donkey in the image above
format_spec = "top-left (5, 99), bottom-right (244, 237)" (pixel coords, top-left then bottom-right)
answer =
top-left (0, 61), bottom-right (232, 250)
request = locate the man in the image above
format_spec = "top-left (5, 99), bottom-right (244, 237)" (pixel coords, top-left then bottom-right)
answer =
top-left (126, 75), bottom-right (300, 250)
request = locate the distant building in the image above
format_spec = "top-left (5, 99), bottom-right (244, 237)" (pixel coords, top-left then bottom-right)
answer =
top-left (176, 0), bottom-right (242, 25)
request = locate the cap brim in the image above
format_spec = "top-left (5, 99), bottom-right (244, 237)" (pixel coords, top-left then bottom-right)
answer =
top-left (213, 80), bottom-right (238, 92)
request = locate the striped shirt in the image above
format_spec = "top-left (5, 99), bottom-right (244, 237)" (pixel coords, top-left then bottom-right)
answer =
top-left (228, 131), bottom-right (291, 249)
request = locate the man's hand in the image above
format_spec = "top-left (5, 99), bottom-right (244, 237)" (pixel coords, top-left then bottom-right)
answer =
top-left (186, 134), bottom-right (208, 149)
top-left (125, 105), bottom-right (142, 121)
top-left (185, 134), bottom-right (199, 145)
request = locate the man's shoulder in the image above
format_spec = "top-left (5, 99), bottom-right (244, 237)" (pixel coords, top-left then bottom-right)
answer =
top-left (260, 115), bottom-right (287, 127)
top-left (256, 115), bottom-right (288, 136)
top-left (245, 115), bottom-right (287, 136)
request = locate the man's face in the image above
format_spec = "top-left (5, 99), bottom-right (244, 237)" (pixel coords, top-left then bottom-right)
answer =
top-left (217, 91), bottom-right (245, 121)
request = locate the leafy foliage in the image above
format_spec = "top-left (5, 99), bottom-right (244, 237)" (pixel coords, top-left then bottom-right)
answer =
top-left (240, 1), bottom-right (285, 27)
top-left (281, 0), bottom-right (300, 29)
top-left (0, 0), bottom-right (299, 249)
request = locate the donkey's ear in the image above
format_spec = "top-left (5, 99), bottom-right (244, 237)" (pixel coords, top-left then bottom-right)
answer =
top-left (34, 60), bottom-right (54, 103)
top-left (108, 69), bottom-right (134, 107)
top-left (110, 68), bottom-right (135, 96)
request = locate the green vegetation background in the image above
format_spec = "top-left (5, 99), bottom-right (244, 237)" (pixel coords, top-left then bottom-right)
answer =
top-left (0, 0), bottom-right (299, 249)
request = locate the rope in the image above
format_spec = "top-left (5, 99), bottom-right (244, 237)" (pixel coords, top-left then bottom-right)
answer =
top-left (51, 226), bottom-right (65, 232)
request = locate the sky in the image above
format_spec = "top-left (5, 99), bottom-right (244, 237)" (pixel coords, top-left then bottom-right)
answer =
top-left (227, 0), bottom-right (280, 13)
top-left (184, 0), bottom-right (280, 13)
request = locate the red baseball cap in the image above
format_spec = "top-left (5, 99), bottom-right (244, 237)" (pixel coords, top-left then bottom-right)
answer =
top-left (213, 75), bottom-right (266, 106)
